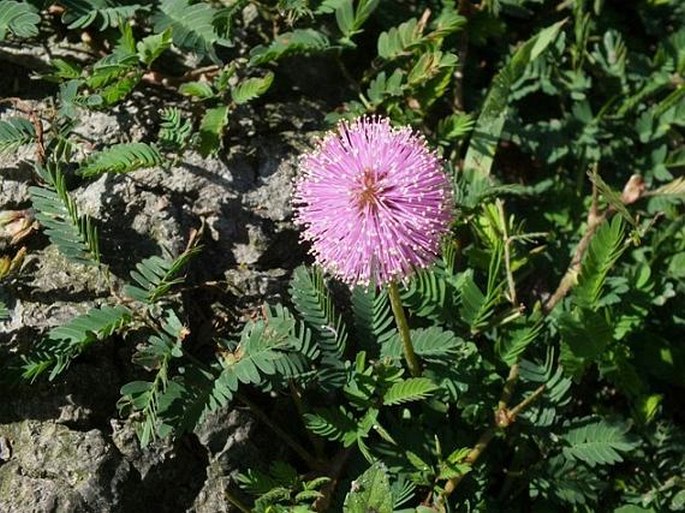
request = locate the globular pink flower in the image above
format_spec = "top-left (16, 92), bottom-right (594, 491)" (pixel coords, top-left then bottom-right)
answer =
top-left (292, 116), bottom-right (453, 286)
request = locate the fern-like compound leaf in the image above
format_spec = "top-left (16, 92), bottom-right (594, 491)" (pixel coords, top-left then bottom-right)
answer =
top-left (30, 164), bottom-right (100, 265)
top-left (231, 72), bottom-right (274, 105)
top-left (85, 52), bottom-right (139, 90)
top-left (304, 407), bottom-right (358, 445)
top-left (0, 117), bottom-right (35, 155)
top-left (562, 417), bottom-right (640, 467)
top-left (377, 18), bottom-right (422, 60)
top-left (198, 105), bottom-right (229, 157)
top-left (0, 1), bottom-right (40, 40)
top-left (60, 1), bottom-right (146, 30)
top-left (125, 246), bottom-right (200, 304)
top-left (249, 29), bottom-right (330, 66)
top-left (79, 142), bottom-right (163, 177)
top-left (380, 326), bottom-right (462, 361)
top-left (496, 318), bottom-right (544, 366)
top-left (402, 265), bottom-right (456, 321)
top-left (153, 0), bottom-right (227, 58)
top-left (351, 285), bottom-right (396, 353)
top-left (574, 216), bottom-right (626, 309)
top-left (289, 265), bottom-right (348, 364)
top-left (171, 306), bottom-right (317, 430)
top-left (137, 28), bottom-right (172, 67)
top-left (458, 265), bottom-right (503, 332)
top-left (118, 311), bottom-right (185, 447)
top-left (158, 107), bottom-right (193, 150)
top-left (382, 377), bottom-right (438, 405)
top-left (519, 348), bottom-right (573, 427)
top-left (22, 304), bottom-right (132, 381)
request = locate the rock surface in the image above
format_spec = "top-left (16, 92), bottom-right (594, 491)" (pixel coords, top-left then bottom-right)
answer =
top-left (0, 91), bottom-right (325, 511)
top-left (0, 421), bottom-right (131, 513)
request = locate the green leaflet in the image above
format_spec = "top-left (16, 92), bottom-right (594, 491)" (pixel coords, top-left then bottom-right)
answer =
top-left (382, 377), bottom-right (438, 405)
top-left (198, 105), bottom-right (229, 157)
top-left (574, 216), bottom-right (626, 309)
top-left (351, 284), bottom-right (396, 353)
top-left (343, 463), bottom-right (393, 513)
top-left (137, 28), bottom-right (172, 66)
top-left (124, 247), bottom-right (200, 304)
top-left (304, 407), bottom-right (358, 445)
top-left (196, 304), bottom-right (315, 421)
top-left (22, 304), bottom-right (132, 381)
top-left (562, 417), bottom-right (639, 467)
top-left (231, 72), bottom-right (274, 105)
top-left (59, 1), bottom-right (145, 30)
top-left (249, 29), bottom-right (330, 66)
top-left (0, 1), bottom-right (40, 40)
top-left (496, 319), bottom-right (544, 366)
top-left (153, 0), bottom-right (228, 58)
top-left (157, 107), bottom-right (193, 150)
top-left (179, 81), bottom-right (215, 99)
top-left (380, 326), bottom-right (463, 361)
top-left (79, 142), bottom-right (163, 177)
top-left (117, 310), bottom-right (185, 447)
top-left (289, 265), bottom-right (348, 362)
top-left (0, 117), bottom-right (35, 155)
top-left (463, 20), bottom-right (566, 179)
top-left (30, 164), bottom-right (100, 266)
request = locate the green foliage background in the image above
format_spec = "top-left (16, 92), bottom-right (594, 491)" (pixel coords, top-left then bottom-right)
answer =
top-left (0, 0), bottom-right (684, 512)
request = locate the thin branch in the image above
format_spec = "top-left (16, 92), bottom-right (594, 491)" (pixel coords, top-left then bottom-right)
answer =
top-left (237, 392), bottom-right (322, 471)
top-left (543, 176), bottom-right (603, 314)
top-left (497, 363), bottom-right (520, 413)
top-left (140, 65), bottom-right (221, 90)
top-left (436, 382), bottom-right (546, 510)
top-left (436, 169), bottom-right (648, 510)
top-left (289, 380), bottom-right (325, 459)
top-left (224, 487), bottom-right (251, 513)
top-left (543, 169), bottom-right (649, 314)
top-left (509, 384), bottom-right (546, 419)
top-left (497, 200), bottom-right (518, 306)
top-left (313, 447), bottom-right (353, 513)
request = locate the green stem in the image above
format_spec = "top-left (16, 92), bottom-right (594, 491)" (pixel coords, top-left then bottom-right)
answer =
top-left (237, 392), bottom-right (322, 471)
top-left (388, 280), bottom-right (421, 377)
top-left (224, 487), bottom-right (251, 513)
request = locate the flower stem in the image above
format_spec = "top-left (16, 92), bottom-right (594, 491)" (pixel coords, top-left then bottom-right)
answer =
top-left (388, 280), bottom-right (421, 377)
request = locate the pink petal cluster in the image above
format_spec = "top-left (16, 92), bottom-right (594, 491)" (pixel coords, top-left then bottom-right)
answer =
top-left (293, 116), bottom-right (453, 286)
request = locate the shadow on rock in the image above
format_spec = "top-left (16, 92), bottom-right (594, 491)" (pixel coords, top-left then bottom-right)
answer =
top-left (118, 433), bottom-right (208, 513)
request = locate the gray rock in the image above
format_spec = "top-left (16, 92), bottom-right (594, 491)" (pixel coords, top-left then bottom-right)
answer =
top-left (0, 96), bottom-right (327, 513)
top-left (191, 467), bottom-right (236, 513)
top-left (26, 245), bottom-right (110, 297)
top-left (0, 421), bottom-right (130, 513)
top-left (110, 419), bottom-right (210, 513)
top-left (71, 110), bottom-right (122, 149)
top-left (0, 164), bottom-right (33, 209)
top-left (191, 407), bottom-right (267, 513)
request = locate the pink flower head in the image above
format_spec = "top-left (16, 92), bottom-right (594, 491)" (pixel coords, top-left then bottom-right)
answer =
top-left (293, 116), bottom-right (453, 286)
